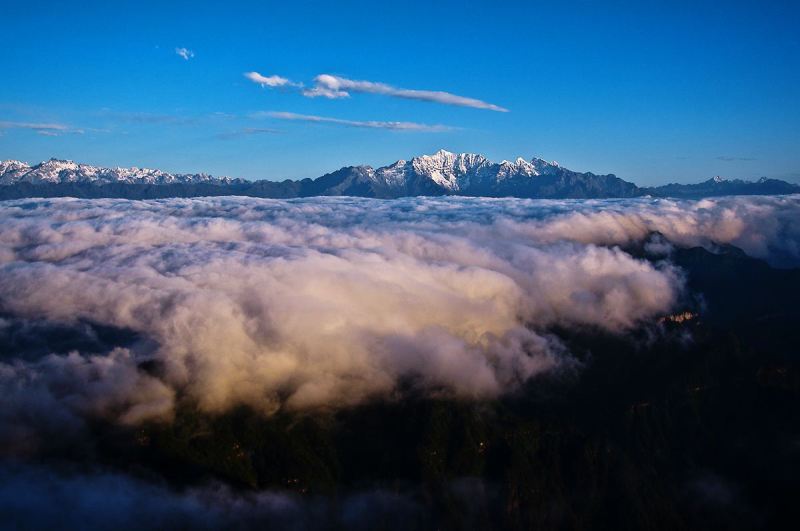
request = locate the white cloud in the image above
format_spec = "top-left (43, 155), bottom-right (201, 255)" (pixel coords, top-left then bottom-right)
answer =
top-left (243, 71), bottom-right (508, 111)
top-left (175, 47), bottom-right (195, 60)
top-left (304, 74), bottom-right (509, 112)
top-left (264, 111), bottom-right (452, 131)
top-left (244, 71), bottom-right (299, 88)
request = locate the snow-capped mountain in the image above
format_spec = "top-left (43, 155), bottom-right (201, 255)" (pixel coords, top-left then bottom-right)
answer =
top-left (1, 151), bottom-right (796, 200)
top-left (374, 150), bottom-right (558, 192)
top-left (310, 149), bottom-right (639, 198)
top-left (0, 160), bottom-right (31, 183)
top-left (0, 158), bottom-right (239, 186)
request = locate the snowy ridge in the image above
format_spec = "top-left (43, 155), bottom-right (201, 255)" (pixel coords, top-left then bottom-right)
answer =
top-left (367, 149), bottom-right (561, 192)
top-left (0, 150), bottom-right (567, 191)
top-left (2, 151), bottom-right (791, 200)
top-left (0, 158), bottom-right (239, 185)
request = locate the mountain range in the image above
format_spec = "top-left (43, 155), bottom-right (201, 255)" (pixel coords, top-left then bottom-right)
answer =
top-left (1, 150), bottom-right (797, 200)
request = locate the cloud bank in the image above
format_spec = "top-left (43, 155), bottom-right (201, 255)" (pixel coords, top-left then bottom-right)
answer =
top-left (0, 194), bottom-right (798, 447)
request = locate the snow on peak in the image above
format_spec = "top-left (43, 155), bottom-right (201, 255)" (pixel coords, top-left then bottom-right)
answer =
top-left (0, 160), bottom-right (30, 172)
top-left (369, 150), bottom-right (556, 191)
top-left (0, 160), bottom-right (32, 184)
top-left (496, 157), bottom-right (538, 179)
top-left (530, 157), bottom-right (562, 175)
top-left (410, 150), bottom-right (492, 189)
top-left (2, 150), bottom-right (579, 191)
top-left (0, 158), bottom-right (233, 186)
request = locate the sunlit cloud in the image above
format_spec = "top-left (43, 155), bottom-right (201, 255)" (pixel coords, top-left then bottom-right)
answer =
top-left (0, 194), bottom-right (797, 450)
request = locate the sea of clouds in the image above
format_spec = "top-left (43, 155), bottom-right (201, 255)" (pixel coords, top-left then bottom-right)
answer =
top-left (0, 194), bottom-right (798, 451)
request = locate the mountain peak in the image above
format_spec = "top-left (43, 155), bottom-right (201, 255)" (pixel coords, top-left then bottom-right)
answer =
top-left (409, 150), bottom-right (492, 190)
top-left (0, 159), bottom-right (29, 169)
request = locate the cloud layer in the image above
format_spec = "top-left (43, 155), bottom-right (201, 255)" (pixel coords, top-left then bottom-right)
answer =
top-left (0, 194), bottom-right (798, 447)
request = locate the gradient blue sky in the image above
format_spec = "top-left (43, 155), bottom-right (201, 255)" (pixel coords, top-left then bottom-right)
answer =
top-left (1, 0), bottom-right (798, 184)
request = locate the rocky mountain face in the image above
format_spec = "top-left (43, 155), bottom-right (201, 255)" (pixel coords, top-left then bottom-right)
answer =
top-left (1, 151), bottom-right (797, 199)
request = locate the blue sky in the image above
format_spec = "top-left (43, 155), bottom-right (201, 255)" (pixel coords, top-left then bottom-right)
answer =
top-left (1, 0), bottom-right (798, 185)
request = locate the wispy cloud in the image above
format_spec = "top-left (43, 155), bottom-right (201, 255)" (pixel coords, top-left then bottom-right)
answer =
top-left (0, 120), bottom-right (83, 136)
top-left (716, 156), bottom-right (757, 162)
top-left (216, 127), bottom-right (282, 139)
top-left (243, 72), bottom-right (508, 111)
top-left (244, 71), bottom-right (300, 88)
top-left (262, 111), bottom-right (452, 131)
top-left (175, 47), bottom-right (194, 60)
top-left (95, 109), bottom-right (238, 127)
top-left (304, 74), bottom-right (509, 112)
top-left (98, 110), bottom-right (197, 125)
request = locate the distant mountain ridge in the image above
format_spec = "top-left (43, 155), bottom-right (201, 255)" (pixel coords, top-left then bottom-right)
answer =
top-left (1, 150), bottom-right (797, 200)
top-left (0, 158), bottom-right (242, 186)
top-left (642, 176), bottom-right (800, 198)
